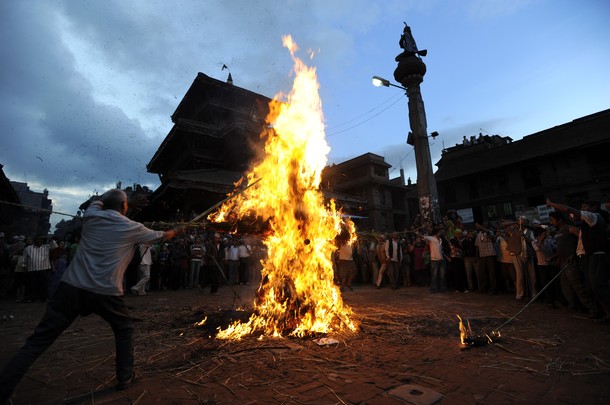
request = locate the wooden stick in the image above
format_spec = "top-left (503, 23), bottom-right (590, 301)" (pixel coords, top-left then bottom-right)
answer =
top-left (189, 178), bottom-right (262, 224)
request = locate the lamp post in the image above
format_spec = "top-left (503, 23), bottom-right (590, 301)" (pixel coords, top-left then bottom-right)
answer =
top-left (372, 23), bottom-right (440, 226)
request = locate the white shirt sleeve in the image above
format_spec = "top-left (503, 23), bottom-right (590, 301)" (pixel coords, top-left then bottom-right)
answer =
top-left (580, 210), bottom-right (598, 227)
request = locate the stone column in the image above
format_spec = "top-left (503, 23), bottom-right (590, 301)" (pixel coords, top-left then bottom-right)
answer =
top-left (394, 35), bottom-right (440, 226)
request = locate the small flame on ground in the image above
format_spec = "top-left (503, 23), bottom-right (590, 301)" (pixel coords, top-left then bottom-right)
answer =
top-left (457, 314), bottom-right (468, 345)
top-left (211, 35), bottom-right (358, 339)
top-left (457, 314), bottom-right (498, 346)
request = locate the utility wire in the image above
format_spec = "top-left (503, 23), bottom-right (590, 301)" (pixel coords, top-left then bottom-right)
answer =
top-left (0, 200), bottom-right (77, 218)
top-left (326, 92), bottom-right (405, 131)
top-left (326, 93), bottom-right (406, 138)
top-left (388, 147), bottom-right (415, 176)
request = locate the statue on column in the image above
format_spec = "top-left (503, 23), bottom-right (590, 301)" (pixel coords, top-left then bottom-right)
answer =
top-left (396, 22), bottom-right (427, 61)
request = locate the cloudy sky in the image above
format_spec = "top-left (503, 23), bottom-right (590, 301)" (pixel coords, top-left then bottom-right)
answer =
top-left (1, 0), bottom-right (609, 228)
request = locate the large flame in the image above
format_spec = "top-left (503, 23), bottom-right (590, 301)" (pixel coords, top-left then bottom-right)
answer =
top-left (212, 36), bottom-right (358, 339)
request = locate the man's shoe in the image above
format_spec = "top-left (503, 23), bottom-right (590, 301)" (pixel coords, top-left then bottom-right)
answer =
top-left (116, 372), bottom-right (139, 391)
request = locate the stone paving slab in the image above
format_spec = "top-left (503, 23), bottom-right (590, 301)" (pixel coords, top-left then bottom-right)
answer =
top-left (389, 384), bottom-right (444, 405)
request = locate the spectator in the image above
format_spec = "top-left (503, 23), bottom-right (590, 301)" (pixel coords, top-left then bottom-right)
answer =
top-left (503, 217), bottom-right (536, 301)
top-left (156, 243), bottom-right (172, 290)
top-left (495, 228), bottom-right (515, 294)
top-left (548, 211), bottom-right (600, 316)
top-left (547, 198), bottom-right (610, 322)
top-left (206, 233), bottom-right (225, 295)
top-left (383, 232), bottom-right (403, 290)
top-left (237, 238), bottom-right (252, 285)
top-left (448, 229), bottom-right (465, 292)
top-left (424, 229), bottom-right (446, 293)
top-left (336, 239), bottom-right (356, 291)
top-left (461, 230), bottom-right (477, 292)
top-left (0, 233), bottom-right (11, 298)
top-left (189, 237), bottom-right (205, 288)
top-left (130, 243), bottom-right (153, 296)
top-left (23, 235), bottom-right (57, 302)
top-left (474, 225), bottom-right (497, 295)
top-left (48, 240), bottom-right (69, 298)
top-left (12, 237), bottom-right (28, 303)
top-left (532, 226), bottom-right (560, 308)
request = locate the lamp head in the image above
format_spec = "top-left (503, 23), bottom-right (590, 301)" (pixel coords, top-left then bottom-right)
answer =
top-left (372, 76), bottom-right (390, 87)
top-left (407, 132), bottom-right (415, 146)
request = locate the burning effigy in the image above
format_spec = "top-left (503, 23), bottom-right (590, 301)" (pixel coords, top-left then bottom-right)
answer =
top-left (208, 36), bottom-right (358, 339)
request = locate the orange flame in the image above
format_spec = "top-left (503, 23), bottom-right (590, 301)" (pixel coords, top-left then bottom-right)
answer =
top-left (212, 35), bottom-right (358, 339)
top-left (456, 314), bottom-right (469, 345)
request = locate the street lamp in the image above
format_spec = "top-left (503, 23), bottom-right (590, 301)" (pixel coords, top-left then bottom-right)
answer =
top-left (406, 131), bottom-right (439, 146)
top-left (371, 76), bottom-right (406, 90)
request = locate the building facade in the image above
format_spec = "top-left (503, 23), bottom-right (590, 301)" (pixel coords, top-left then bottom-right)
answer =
top-left (9, 181), bottom-right (52, 237)
top-left (435, 109), bottom-right (610, 224)
top-left (322, 153), bottom-right (418, 232)
top-left (141, 73), bottom-right (272, 222)
top-left (0, 165), bottom-right (23, 237)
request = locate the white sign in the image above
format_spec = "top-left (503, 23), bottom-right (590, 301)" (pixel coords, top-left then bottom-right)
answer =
top-left (537, 205), bottom-right (554, 221)
top-left (457, 208), bottom-right (474, 224)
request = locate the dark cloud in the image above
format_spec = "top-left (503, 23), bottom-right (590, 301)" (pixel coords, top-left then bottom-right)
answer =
top-left (0, 2), bottom-right (158, 188)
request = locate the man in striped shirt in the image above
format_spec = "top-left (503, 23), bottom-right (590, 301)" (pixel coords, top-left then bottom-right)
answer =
top-left (23, 235), bottom-right (56, 302)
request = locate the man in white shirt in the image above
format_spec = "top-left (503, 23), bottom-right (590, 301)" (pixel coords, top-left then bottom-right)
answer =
top-left (225, 239), bottom-right (240, 285)
top-left (237, 239), bottom-right (251, 285)
top-left (337, 239), bottom-right (356, 291)
top-left (130, 243), bottom-right (153, 296)
top-left (0, 189), bottom-right (184, 402)
top-left (424, 229), bottom-right (445, 293)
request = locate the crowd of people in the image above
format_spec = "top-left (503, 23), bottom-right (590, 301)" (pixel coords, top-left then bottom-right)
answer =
top-left (0, 234), bottom-right (77, 304)
top-left (1, 188), bottom-right (609, 402)
top-left (334, 199), bottom-right (610, 326)
top-left (125, 230), bottom-right (265, 296)
top-left (0, 230), bottom-right (266, 304)
top-left (2, 199), bottom-right (610, 327)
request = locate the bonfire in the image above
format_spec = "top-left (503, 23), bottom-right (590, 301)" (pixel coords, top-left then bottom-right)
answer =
top-left (210, 36), bottom-right (358, 339)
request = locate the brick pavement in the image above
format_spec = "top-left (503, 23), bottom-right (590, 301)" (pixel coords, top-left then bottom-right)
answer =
top-left (1, 284), bottom-right (610, 404)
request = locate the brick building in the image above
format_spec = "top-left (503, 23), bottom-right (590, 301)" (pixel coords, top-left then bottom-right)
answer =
top-left (9, 181), bottom-right (52, 237)
top-left (140, 73), bottom-right (271, 222)
top-left (435, 109), bottom-right (610, 225)
top-left (0, 165), bottom-right (22, 236)
top-left (322, 153), bottom-right (418, 232)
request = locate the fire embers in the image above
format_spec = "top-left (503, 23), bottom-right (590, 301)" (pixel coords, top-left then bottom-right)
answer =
top-left (457, 315), bottom-right (500, 348)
